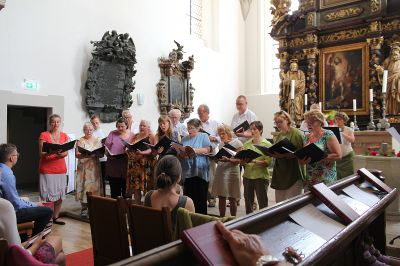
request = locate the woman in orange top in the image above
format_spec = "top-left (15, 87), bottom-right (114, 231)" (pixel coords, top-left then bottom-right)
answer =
top-left (38, 114), bottom-right (69, 225)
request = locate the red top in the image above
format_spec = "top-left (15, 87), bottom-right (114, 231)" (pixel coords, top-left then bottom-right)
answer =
top-left (39, 131), bottom-right (68, 174)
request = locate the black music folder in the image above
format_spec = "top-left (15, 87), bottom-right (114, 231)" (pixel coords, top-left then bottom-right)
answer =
top-left (208, 143), bottom-right (236, 160)
top-left (233, 149), bottom-right (262, 161)
top-left (233, 120), bottom-right (250, 133)
top-left (323, 127), bottom-right (342, 144)
top-left (121, 138), bottom-right (149, 151)
top-left (42, 140), bottom-right (76, 153)
top-left (147, 136), bottom-right (173, 151)
top-left (282, 143), bottom-right (327, 164)
top-left (77, 146), bottom-right (105, 157)
top-left (255, 138), bottom-right (297, 155)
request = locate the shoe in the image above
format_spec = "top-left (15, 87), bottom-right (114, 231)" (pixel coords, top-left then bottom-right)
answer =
top-left (53, 218), bottom-right (66, 225)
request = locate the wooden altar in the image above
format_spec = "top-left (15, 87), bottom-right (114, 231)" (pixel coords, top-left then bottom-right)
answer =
top-left (112, 170), bottom-right (397, 266)
top-left (353, 130), bottom-right (392, 154)
top-left (270, 0), bottom-right (400, 128)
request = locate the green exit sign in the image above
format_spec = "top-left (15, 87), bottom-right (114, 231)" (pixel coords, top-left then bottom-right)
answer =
top-left (23, 80), bottom-right (39, 91)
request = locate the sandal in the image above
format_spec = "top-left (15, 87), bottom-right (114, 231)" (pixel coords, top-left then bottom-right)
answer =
top-left (53, 218), bottom-right (66, 225)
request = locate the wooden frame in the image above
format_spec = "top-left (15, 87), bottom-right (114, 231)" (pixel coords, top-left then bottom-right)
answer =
top-left (319, 42), bottom-right (369, 115)
top-left (319, 0), bottom-right (360, 9)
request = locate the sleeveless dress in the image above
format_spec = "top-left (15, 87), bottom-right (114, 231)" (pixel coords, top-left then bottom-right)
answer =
top-left (144, 190), bottom-right (187, 227)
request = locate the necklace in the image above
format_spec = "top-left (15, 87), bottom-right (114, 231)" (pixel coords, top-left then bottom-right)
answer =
top-left (49, 131), bottom-right (60, 144)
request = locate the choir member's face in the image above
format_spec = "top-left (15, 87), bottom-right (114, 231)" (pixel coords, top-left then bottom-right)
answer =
top-left (187, 124), bottom-right (199, 137)
top-left (307, 119), bottom-right (322, 132)
top-left (197, 107), bottom-right (209, 123)
top-left (49, 117), bottom-right (61, 132)
top-left (116, 122), bottom-right (127, 134)
top-left (335, 117), bottom-right (345, 128)
top-left (91, 118), bottom-right (101, 130)
top-left (139, 121), bottom-right (149, 134)
top-left (169, 113), bottom-right (180, 126)
top-left (159, 121), bottom-right (169, 133)
top-left (218, 130), bottom-right (230, 142)
top-left (123, 113), bottom-right (133, 128)
top-left (249, 124), bottom-right (261, 137)
top-left (83, 125), bottom-right (94, 137)
top-left (274, 117), bottom-right (289, 132)
top-left (235, 97), bottom-right (247, 114)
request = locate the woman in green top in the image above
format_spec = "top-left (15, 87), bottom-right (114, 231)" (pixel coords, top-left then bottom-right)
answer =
top-left (270, 111), bottom-right (305, 203)
top-left (242, 121), bottom-right (272, 214)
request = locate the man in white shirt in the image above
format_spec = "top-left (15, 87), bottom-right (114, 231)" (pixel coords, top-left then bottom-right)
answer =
top-left (231, 95), bottom-right (257, 143)
top-left (122, 110), bottom-right (140, 134)
top-left (168, 109), bottom-right (188, 138)
top-left (198, 104), bottom-right (220, 207)
top-left (90, 114), bottom-right (108, 196)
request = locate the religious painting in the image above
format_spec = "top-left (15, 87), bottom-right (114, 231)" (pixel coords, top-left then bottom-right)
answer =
top-left (319, 42), bottom-right (369, 115)
top-left (319, 0), bottom-right (360, 9)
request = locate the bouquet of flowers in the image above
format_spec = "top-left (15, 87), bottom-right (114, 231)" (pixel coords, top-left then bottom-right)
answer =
top-left (325, 110), bottom-right (336, 126)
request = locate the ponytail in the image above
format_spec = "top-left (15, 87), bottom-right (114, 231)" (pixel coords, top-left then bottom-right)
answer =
top-left (156, 172), bottom-right (174, 189)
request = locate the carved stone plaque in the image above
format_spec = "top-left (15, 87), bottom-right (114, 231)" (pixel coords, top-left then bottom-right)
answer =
top-left (85, 30), bottom-right (137, 122)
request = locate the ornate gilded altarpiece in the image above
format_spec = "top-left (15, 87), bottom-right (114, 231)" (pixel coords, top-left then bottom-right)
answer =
top-left (157, 41), bottom-right (195, 121)
top-left (270, 0), bottom-right (400, 128)
top-left (85, 31), bottom-right (137, 122)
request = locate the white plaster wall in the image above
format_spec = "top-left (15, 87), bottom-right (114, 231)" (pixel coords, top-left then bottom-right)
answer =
top-left (0, 0), bottom-right (244, 138)
top-left (244, 0), bottom-right (280, 136)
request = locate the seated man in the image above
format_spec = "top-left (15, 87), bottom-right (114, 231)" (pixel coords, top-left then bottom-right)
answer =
top-left (0, 143), bottom-right (53, 239)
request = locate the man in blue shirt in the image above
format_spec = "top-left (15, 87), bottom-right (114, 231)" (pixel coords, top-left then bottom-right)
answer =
top-left (0, 143), bottom-right (53, 237)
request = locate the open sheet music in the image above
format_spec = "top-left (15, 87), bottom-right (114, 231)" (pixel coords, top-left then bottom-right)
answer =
top-left (42, 140), bottom-right (77, 153)
top-left (289, 204), bottom-right (345, 241)
top-left (77, 146), bottom-right (105, 157)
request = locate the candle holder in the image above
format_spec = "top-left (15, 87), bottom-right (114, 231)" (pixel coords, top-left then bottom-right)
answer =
top-left (367, 101), bottom-right (376, 130)
top-left (379, 92), bottom-right (390, 129)
top-left (290, 99), bottom-right (295, 122)
top-left (353, 111), bottom-right (360, 131)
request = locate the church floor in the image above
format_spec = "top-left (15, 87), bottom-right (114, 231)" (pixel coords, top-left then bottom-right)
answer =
top-left (21, 185), bottom-right (400, 256)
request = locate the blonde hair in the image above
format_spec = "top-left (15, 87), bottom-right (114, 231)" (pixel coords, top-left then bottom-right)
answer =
top-left (274, 110), bottom-right (293, 126)
top-left (217, 124), bottom-right (234, 140)
top-left (304, 110), bottom-right (325, 125)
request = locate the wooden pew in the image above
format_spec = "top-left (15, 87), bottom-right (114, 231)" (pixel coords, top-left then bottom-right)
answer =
top-left (111, 171), bottom-right (397, 266)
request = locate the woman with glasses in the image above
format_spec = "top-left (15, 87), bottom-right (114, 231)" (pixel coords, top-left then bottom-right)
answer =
top-left (302, 110), bottom-right (341, 188)
top-left (270, 111), bottom-right (305, 203)
top-left (38, 114), bottom-right (69, 225)
top-left (179, 118), bottom-right (211, 214)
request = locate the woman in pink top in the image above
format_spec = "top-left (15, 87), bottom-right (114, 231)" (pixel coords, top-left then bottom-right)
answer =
top-left (104, 117), bottom-right (134, 198)
top-left (38, 114), bottom-right (68, 225)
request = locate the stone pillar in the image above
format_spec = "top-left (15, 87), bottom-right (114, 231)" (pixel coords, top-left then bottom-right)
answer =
top-left (303, 48), bottom-right (319, 107)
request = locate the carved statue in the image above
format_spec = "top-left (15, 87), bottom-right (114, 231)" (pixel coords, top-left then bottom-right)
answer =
top-left (282, 59), bottom-right (306, 123)
top-left (270, 0), bottom-right (291, 27)
top-left (375, 42), bottom-right (400, 115)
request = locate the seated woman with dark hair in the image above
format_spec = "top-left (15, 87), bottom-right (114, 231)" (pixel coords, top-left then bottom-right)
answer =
top-left (143, 155), bottom-right (195, 226)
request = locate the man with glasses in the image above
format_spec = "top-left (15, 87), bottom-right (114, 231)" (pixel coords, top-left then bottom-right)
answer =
top-left (168, 108), bottom-right (188, 138)
top-left (231, 95), bottom-right (257, 144)
top-left (122, 109), bottom-right (140, 134)
top-left (0, 143), bottom-right (53, 239)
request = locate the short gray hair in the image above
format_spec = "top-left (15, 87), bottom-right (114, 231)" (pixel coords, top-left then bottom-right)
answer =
top-left (0, 143), bottom-right (16, 163)
top-left (168, 109), bottom-right (182, 117)
top-left (198, 104), bottom-right (210, 114)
